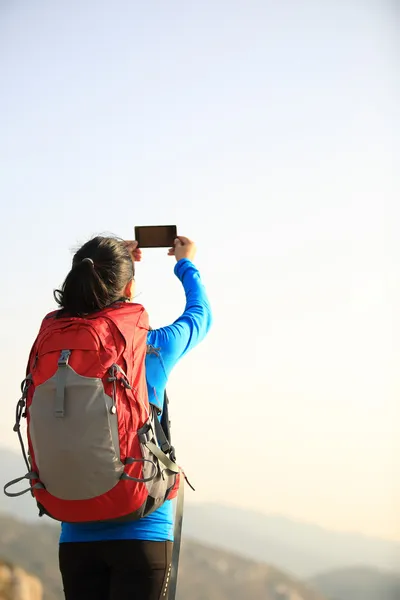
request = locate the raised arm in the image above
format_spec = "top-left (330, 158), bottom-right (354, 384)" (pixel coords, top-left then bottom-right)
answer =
top-left (147, 237), bottom-right (212, 376)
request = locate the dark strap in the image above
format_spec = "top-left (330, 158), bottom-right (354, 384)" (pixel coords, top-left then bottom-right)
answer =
top-left (168, 474), bottom-right (185, 600)
top-left (120, 457), bottom-right (158, 483)
top-left (152, 405), bottom-right (171, 454)
top-left (160, 390), bottom-right (172, 444)
top-left (152, 395), bottom-right (178, 463)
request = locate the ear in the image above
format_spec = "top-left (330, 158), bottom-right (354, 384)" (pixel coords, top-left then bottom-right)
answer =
top-left (123, 279), bottom-right (134, 300)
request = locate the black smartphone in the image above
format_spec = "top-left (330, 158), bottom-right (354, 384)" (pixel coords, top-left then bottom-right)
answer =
top-left (134, 225), bottom-right (177, 248)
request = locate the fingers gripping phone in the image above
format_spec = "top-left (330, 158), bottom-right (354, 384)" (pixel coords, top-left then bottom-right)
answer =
top-left (134, 225), bottom-right (177, 248)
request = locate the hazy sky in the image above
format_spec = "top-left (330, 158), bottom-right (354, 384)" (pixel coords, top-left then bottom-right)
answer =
top-left (0, 1), bottom-right (398, 541)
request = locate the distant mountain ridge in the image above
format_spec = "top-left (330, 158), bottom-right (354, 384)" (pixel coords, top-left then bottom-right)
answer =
top-left (183, 503), bottom-right (400, 577)
top-left (310, 566), bottom-right (400, 600)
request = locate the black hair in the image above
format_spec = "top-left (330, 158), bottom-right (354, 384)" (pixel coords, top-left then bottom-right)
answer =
top-left (54, 236), bottom-right (134, 316)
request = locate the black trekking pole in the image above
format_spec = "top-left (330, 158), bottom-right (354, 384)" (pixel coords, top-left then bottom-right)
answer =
top-left (168, 476), bottom-right (184, 600)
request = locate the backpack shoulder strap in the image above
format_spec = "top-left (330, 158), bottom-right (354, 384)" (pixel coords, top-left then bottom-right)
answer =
top-left (152, 392), bottom-right (177, 463)
top-left (161, 390), bottom-right (172, 444)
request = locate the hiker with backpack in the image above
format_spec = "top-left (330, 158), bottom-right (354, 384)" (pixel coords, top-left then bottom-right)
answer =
top-left (5, 234), bottom-right (212, 600)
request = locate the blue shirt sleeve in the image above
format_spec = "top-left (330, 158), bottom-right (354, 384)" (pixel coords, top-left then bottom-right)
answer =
top-left (147, 258), bottom-right (212, 377)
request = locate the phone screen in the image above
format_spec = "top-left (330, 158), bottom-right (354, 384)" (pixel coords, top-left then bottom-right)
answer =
top-left (134, 225), bottom-right (177, 248)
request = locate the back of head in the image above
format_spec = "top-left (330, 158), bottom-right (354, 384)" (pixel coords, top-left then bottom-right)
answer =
top-left (54, 236), bottom-right (134, 317)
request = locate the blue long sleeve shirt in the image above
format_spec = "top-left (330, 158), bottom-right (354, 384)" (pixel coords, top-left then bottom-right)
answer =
top-left (59, 258), bottom-right (212, 543)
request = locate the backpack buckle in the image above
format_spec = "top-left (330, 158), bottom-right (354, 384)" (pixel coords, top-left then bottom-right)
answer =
top-left (58, 350), bottom-right (71, 367)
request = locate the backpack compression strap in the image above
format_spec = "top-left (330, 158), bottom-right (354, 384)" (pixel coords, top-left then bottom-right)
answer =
top-left (4, 375), bottom-right (46, 498)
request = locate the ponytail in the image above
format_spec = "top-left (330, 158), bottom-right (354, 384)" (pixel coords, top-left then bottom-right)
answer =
top-left (54, 236), bottom-right (134, 316)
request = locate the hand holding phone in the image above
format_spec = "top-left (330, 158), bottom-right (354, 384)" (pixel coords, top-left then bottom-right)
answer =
top-left (131, 226), bottom-right (196, 263)
top-left (124, 240), bottom-right (142, 262)
top-left (168, 236), bottom-right (197, 263)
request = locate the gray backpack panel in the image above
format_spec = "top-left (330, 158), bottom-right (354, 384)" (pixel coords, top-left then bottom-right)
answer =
top-left (29, 364), bottom-right (123, 501)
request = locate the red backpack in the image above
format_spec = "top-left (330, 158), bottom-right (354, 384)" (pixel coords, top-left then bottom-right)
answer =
top-left (4, 302), bottom-right (180, 523)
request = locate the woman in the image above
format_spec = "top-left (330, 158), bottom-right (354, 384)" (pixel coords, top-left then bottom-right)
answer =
top-left (55, 234), bottom-right (212, 599)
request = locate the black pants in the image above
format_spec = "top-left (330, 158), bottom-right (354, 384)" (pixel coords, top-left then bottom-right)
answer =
top-left (59, 540), bottom-right (173, 600)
